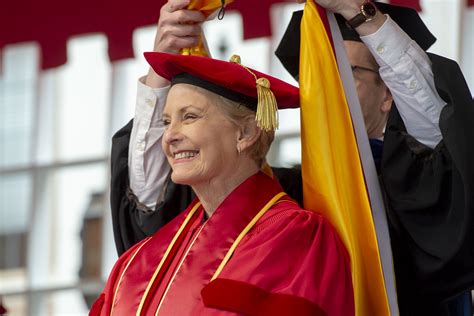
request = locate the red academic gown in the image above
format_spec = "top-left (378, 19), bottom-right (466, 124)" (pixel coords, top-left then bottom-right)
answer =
top-left (91, 172), bottom-right (354, 316)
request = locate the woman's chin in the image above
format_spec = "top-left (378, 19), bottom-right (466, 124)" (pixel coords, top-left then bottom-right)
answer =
top-left (171, 172), bottom-right (197, 186)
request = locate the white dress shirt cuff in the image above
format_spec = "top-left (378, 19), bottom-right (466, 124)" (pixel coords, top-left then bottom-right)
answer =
top-left (360, 16), bottom-right (446, 148)
top-left (129, 77), bottom-right (171, 209)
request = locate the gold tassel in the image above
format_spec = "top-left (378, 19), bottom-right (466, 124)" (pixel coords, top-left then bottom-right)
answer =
top-left (229, 54), bottom-right (241, 64)
top-left (229, 55), bottom-right (279, 132)
top-left (255, 77), bottom-right (278, 132)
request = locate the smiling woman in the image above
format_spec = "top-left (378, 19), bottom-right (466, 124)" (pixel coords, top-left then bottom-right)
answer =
top-left (162, 83), bottom-right (276, 215)
top-left (90, 53), bottom-right (355, 316)
top-left (162, 84), bottom-right (246, 197)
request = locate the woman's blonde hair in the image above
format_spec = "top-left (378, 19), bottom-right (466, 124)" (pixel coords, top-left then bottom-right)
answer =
top-left (210, 93), bottom-right (274, 168)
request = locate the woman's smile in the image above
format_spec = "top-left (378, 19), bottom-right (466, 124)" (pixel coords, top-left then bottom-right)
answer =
top-left (172, 150), bottom-right (200, 163)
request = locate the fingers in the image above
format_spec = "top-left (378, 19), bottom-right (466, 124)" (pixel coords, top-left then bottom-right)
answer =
top-left (161, 35), bottom-right (201, 52)
top-left (164, 0), bottom-right (191, 13)
top-left (156, 23), bottom-right (201, 51)
top-left (159, 0), bottom-right (205, 30)
top-left (154, 0), bottom-right (206, 54)
top-left (154, 23), bottom-right (202, 53)
top-left (161, 0), bottom-right (206, 23)
top-left (164, 9), bottom-right (206, 26)
top-left (166, 24), bottom-right (201, 37)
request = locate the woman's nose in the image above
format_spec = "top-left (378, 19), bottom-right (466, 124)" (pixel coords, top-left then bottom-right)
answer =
top-left (163, 122), bottom-right (183, 145)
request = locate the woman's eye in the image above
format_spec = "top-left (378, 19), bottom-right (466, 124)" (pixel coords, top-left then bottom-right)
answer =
top-left (184, 113), bottom-right (198, 121)
top-left (162, 119), bottom-right (171, 126)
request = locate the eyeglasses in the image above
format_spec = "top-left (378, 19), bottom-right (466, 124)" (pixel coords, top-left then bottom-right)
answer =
top-left (350, 65), bottom-right (379, 75)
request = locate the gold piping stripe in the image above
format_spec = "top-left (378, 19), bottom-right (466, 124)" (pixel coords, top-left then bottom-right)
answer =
top-left (211, 192), bottom-right (286, 281)
top-left (155, 222), bottom-right (207, 316)
top-left (110, 237), bottom-right (153, 315)
top-left (136, 202), bottom-right (202, 316)
top-left (133, 192), bottom-right (285, 315)
top-left (154, 194), bottom-right (287, 315)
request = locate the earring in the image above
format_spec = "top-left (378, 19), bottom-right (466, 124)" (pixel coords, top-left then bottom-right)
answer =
top-left (237, 146), bottom-right (241, 155)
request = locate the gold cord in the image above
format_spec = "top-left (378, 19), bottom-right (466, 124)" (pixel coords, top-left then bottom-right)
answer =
top-left (229, 54), bottom-right (279, 132)
top-left (211, 191), bottom-right (287, 280)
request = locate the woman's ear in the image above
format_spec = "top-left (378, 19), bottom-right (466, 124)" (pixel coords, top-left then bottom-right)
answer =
top-left (236, 116), bottom-right (261, 152)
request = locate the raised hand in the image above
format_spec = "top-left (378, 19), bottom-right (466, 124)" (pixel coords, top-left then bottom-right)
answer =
top-left (153, 0), bottom-right (206, 54)
top-left (146, 0), bottom-right (206, 87)
top-left (296, 0), bottom-right (386, 35)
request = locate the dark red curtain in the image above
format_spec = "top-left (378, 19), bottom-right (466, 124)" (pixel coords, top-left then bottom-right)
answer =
top-left (1, 0), bottom-right (292, 69)
top-left (1, 0), bottom-right (471, 70)
top-left (390, 0), bottom-right (422, 11)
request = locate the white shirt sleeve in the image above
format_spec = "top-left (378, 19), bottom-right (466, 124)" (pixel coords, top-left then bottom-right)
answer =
top-left (360, 16), bottom-right (447, 148)
top-left (128, 77), bottom-right (171, 209)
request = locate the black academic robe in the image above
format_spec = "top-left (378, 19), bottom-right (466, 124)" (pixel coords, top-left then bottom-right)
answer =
top-left (110, 53), bottom-right (473, 315)
top-left (380, 53), bottom-right (474, 315)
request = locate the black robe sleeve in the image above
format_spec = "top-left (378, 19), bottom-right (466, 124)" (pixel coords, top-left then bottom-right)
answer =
top-left (381, 54), bottom-right (474, 309)
top-left (110, 120), bottom-right (195, 256)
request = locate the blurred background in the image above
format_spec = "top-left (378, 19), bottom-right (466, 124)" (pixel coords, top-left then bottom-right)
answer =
top-left (0, 0), bottom-right (473, 314)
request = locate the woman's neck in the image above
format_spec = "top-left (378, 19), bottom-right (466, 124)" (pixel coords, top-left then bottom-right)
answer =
top-left (192, 164), bottom-right (259, 218)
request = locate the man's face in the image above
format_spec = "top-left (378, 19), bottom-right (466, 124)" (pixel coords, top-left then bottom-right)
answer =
top-left (344, 41), bottom-right (392, 139)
